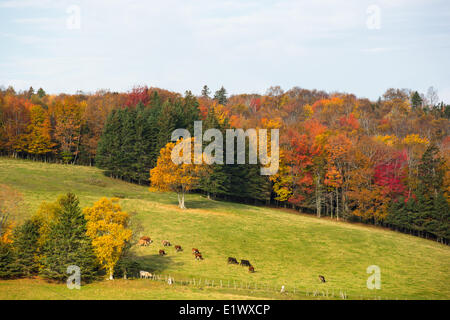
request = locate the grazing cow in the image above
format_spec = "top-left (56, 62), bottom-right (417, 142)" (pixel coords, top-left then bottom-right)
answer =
top-left (175, 245), bottom-right (183, 252)
top-left (138, 239), bottom-right (148, 246)
top-left (249, 266), bottom-right (255, 273)
top-left (162, 240), bottom-right (171, 247)
top-left (227, 257), bottom-right (239, 265)
top-left (138, 236), bottom-right (152, 246)
top-left (192, 248), bottom-right (200, 254)
top-left (240, 259), bottom-right (251, 267)
top-left (139, 271), bottom-right (152, 279)
top-left (159, 249), bottom-right (166, 256)
top-left (319, 275), bottom-right (326, 283)
top-left (195, 253), bottom-right (203, 260)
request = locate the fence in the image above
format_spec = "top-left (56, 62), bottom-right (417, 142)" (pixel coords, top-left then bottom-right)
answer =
top-left (137, 273), bottom-right (390, 300)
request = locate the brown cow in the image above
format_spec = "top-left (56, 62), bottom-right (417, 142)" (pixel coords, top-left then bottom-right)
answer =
top-left (162, 240), bottom-right (171, 247)
top-left (138, 236), bottom-right (152, 246)
top-left (192, 248), bottom-right (200, 254)
top-left (249, 266), bottom-right (255, 273)
top-left (195, 252), bottom-right (203, 260)
top-left (175, 245), bottom-right (183, 252)
top-left (319, 275), bottom-right (326, 283)
top-left (159, 249), bottom-right (166, 256)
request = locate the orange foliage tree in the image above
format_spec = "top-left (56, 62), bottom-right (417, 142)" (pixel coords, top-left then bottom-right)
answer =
top-left (150, 138), bottom-right (205, 209)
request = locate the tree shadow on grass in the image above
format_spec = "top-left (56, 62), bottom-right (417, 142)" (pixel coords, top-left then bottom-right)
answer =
top-left (174, 197), bottom-right (229, 210)
top-left (136, 254), bottom-right (183, 274)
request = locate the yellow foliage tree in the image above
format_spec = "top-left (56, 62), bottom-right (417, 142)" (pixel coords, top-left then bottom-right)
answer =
top-left (150, 138), bottom-right (204, 209)
top-left (269, 154), bottom-right (293, 202)
top-left (83, 198), bottom-right (132, 280)
top-left (32, 201), bottom-right (60, 247)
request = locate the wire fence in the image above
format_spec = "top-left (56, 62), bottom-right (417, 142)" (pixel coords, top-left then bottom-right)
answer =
top-left (136, 273), bottom-right (390, 300)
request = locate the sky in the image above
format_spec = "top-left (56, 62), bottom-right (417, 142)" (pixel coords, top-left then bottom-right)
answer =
top-left (1, 0), bottom-right (450, 102)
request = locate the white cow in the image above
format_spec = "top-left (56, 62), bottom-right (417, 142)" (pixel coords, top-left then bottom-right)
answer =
top-left (139, 271), bottom-right (152, 279)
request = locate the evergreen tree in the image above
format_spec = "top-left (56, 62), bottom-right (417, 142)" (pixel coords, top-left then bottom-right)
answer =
top-left (133, 103), bottom-right (154, 184)
top-left (27, 86), bottom-right (35, 98)
top-left (96, 109), bottom-right (125, 178)
top-left (201, 85), bottom-right (211, 98)
top-left (431, 192), bottom-right (450, 242)
top-left (0, 242), bottom-right (21, 279)
top-left (181, 91), bottom-right (201, 133)
top-left (418, 144), bottom-right (445, 197)
top-left (411, 91), bottom-right (423, 110)
top-left (37, 88), bottom-right (46, 98)
top-left (414, 187), bottom-right (433, 236)
top-left (120, 107), bottom-right (137, 181)
top-left (40, 193), bottom-right (98, 283)
top-left (199, 109), bottom-right (230, 198)
top-left (214, 86), bottom-right (228, 105)
top-left (96, 109), bottom-right (119, 175)
top-left (13, 218), bottom-right (41, 277)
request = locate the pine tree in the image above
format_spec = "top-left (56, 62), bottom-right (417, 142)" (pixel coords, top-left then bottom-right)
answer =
top-left (214, 86), bottom-right (228, 105)
top-left (201, 85), bottom-right (211, 98)
top-left (95, 109), bottom-right (118, 175)
top-left (199, 108), bottom-right (230, 198)
top-left (414, 187), bottom-right (433, 236)
top-left (0, 242), bottom-right (21, 279)
top-left (411, 91), bottom-right (423, 110)
top-left (418, 144), bottom-right (445, 197)
top-left (96, 109), bottom-right (124, 178)
top-left (40, 193), bottom-right (98, 283)
top-left (120, 107), bottom-right (137, 181)
top-left (133, 103), bottom-right (154, 184)
top-left (37, 88), bottom-right (46, 98)
top-left (432, 193), bottom-right (450, 243)
top-left (13, 218), bottom-right (41, 277)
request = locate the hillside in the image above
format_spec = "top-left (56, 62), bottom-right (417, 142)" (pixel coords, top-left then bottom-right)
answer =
top-left (0, 157), bottom-right (449, 300)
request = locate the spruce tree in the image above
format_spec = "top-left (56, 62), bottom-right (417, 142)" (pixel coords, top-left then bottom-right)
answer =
top-left (120, 107), bottom-right (137, 181)
top-left (201, 85), bottom-right (211, 98)
top-left (411, 91), bottom-right (423, 110)
top-left (418, 144), bottom-right (445, 197)
top-left (428, 192), bottom-right (450, 243)
top-left (13, 218), bottom-right (41, 277)
top-left (40, 193), bottom-right (98, 283)
top-left (96, 109), bottom-right (120, 176)
top-left (0, 242), bottom-right (21, 279)
top-left (214, 86), bottom-right (228, 105)
top-left (199, 109), bottom-right (231, 198)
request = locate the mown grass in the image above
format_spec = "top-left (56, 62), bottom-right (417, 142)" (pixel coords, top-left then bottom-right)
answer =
top-left (0, 157), bottom-right (449, 300)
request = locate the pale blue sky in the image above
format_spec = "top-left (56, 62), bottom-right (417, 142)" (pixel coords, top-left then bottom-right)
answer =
top-left (1, 0), bottom-right (450, 102)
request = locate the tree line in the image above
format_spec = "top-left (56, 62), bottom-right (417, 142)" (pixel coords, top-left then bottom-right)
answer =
top-left (0, 84), bottom-right (449, 242)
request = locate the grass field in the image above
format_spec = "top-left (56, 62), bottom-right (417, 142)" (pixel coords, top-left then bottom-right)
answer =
top-left (0, 157), bottom-right (449, 300)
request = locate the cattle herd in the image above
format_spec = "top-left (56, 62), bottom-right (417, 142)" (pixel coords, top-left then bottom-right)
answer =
top-left (138, 236), bottom-right (256, 277)
top-left (138, 236), bottom-right (327, 283)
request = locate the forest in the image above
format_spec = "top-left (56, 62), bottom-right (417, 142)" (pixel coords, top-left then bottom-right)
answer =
top-left (0, 85), bottom-right (449, 243)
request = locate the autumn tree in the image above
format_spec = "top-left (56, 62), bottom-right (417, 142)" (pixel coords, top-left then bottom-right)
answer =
top-left (84, 198), bottom-right (132, 280)
top-left (150, 138), bottom-right (204, 209)
top-left (51, 96), bottom-right (86, 163)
